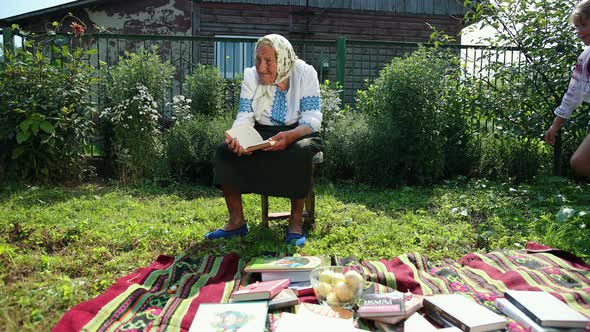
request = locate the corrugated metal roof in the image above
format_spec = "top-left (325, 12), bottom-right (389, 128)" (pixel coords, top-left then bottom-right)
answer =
top-left (200, 0), bottom-right (467, 15)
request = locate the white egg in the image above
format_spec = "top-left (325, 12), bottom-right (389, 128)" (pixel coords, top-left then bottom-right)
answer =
top-left (318, 270), bottom-right (334, 283)
top-left (331, 272), bottom-right (345, 285)
top-left (334, 281), bottom-right (353, 302)
top-left (344, 270), bottom-right (364, 290)
top-left (316, 281), bottom-right (333, 298)
top-left (326, 291), bottom-right (341, 306)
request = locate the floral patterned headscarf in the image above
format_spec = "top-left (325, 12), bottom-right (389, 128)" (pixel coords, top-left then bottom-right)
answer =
top-left (252, 34), bottom-right (299, 121)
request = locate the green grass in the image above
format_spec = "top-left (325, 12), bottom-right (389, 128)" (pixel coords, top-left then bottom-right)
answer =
top-left (1, 176), bottom-right (589, 330)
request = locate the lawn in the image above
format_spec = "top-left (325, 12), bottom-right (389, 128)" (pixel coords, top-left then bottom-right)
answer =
top-left (1, 176), bottom-right (589, 330)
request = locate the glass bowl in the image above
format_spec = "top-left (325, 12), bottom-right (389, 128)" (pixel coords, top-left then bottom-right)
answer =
top-left (310, 265), bottom-right (365, 309)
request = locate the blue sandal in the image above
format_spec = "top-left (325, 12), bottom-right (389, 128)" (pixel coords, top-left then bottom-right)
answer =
top-left (204, 223), bottom-right (249, 240)
top-left (285, 232), bottom-right (306, 247)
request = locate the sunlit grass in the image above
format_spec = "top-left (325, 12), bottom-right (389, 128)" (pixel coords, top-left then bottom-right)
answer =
top-left (1, 176), bottom-right (588, 330)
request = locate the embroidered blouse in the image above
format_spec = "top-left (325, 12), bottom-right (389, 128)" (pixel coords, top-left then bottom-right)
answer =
top-left (555, 46), bottom-right (590, 119)
top-left (233, 59), bottom-right (322, 132)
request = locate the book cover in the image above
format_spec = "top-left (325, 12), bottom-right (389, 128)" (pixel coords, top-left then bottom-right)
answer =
top-left (225, 125), bottom-right (275, 152)
top-left (275, 303), bottom-right (355, 332)
top-left (188, 302), bottom-right (268, 332)
top-left (369, 294), bottom-right (424, 325)
top-left (230, 279), bottom-right (290, 302)
top-left (261, 270), bottom-right (312, 283)
top-left (288, 280), bottom-right (314, 296)
top-left (404, 312), bottom-right (438, 332)
top-left (244, 256), bottom-right (325, 273)
top-left (495, 298), bottom-right (585, 332)
top-left (504, 290), bottom-right (590, 329)
top-left (423, 294), bottom-right (507, 332)
top-left (268, 288), bottom-right (299, 310)
top-left (356, 292), bottom-right (405, 318)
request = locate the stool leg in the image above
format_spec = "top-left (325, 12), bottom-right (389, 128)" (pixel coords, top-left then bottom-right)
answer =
top-left (261, 194), bottom-right (269, 228)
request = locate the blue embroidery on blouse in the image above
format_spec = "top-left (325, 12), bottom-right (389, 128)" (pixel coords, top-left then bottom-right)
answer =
top-left (299, 121), bottom-right (314, 131)
top-left (271, 90), bottom-right (288, 125)
top-left (300, 96), bottom-right (321, 112)
top-left (239, 98), bottom-right (253, 113)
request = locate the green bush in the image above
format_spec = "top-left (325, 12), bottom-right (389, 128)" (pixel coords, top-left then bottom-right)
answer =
top-left (322, 111), bottom-right (370, 180)
top-left (183, 64), bottom-right (226, 116)
top-left (470, 133), bottom-right (552, 182)
top-left (320, 80), bottom-right (347, 136)
top-left (100, 47), bottom-right (175, 181)
top-left (165, 114), bottom-right (234, 183)
top-left (355, 47), bottom-right (459, 186)
top-left (0, 40), bottom-right (97, 182)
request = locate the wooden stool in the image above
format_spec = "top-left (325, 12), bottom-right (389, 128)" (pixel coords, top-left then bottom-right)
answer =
top-left (261, 152), bottom-right (323, 228)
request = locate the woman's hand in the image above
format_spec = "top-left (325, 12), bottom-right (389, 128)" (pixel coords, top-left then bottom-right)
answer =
top-left (544, 126), bottom-right (559, 145)
top-left (225, 137), bottom-right (252, 156)
top-left (544, 116), bottom-right (566, 146)
top-left (264, 131), bottom-right (294, 151)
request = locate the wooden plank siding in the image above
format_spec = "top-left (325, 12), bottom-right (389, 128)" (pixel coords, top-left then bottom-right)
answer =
top-left (196, 2), bottom-right (464, 42)
top-left (200, 0), bottom-right (467, 15)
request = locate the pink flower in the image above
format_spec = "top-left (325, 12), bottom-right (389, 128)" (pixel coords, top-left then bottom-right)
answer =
top-left (147, 306), bottom-right (162, 316)
top-left (450, 282), bottom-right (469, 292)
top-left (477, 292), bottom-right (498, 302)
top-left (70, 22), bottom-right (85, 36)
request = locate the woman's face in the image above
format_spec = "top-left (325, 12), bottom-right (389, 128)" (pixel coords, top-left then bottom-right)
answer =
top-left (575, 17), bottom-right (590, 45)
top-left (256, 44), bottom-right (277, 85)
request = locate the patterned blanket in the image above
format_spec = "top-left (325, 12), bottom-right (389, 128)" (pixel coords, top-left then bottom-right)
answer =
top-left (53, 243), bottom-right (590, 332)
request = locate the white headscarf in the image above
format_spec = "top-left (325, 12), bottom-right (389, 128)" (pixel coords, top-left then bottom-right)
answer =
top-left (252, 34), bottom-right (298, 122)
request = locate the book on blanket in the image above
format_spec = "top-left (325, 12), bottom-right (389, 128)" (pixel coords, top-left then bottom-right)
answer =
top-left (245, 256), bottom-right (326, 282)
top-left (356, 292), bottom-right (405, 318)
top-left (423, 294), bottom-right (507, 332)
top-left (504, 290), bottom-right (590, 329)
top-left (268, 288), bottom-right (299, 310)
top-left (495, 298), bottom-right (586, 332)
top-left (225, 125), bottom-right (276, 152)
top-left (363, 293), bottom-right (424, 325)
top-left (261, 270), bottom-right (312, 283)
top-left (188, 301), bottom-right (268, 332)
top-left (288, 280), bottom-right (314, 296)
top-left (245, 256), bottom-right (325, 273)
top-left (230, 279), bottom-right (290, 302)
top-left (275, 303), bottom-right (355, 332)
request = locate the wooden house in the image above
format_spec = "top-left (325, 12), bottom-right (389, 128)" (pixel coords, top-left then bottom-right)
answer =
top-left (1, 0), bottom-right (470, 102)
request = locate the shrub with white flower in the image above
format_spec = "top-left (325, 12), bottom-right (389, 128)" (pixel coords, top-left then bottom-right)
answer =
top-left (100, 83), bottom-right (163, 181)
top-left (167, 95), bottom-right (193, 124)
top-left (100, 47), bottom-right (174, 181)
top-left (101, 83), bottom-right (160, 133)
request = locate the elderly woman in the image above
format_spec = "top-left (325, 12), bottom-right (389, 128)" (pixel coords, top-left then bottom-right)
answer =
top-left (205, 34), bottom-right (322, 246)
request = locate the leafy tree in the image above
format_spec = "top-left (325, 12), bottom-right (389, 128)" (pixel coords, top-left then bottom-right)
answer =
top-left (464, 0), bottom-right (586, 175)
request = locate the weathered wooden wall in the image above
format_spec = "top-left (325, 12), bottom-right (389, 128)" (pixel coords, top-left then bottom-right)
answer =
top-left (195, 2), bottom-right (463, 42)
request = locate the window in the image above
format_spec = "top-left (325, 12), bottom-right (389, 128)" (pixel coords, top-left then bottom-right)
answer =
top-left (215, 36), bottom-right (257, 79)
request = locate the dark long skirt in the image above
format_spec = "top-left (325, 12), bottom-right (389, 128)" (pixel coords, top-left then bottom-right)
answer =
top-left (213, 123), bottom-right (322, 199)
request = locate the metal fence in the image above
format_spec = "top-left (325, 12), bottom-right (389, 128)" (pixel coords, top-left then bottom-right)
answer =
top-left (2, 32), bottom-right (525, 156)
top-left (3, 31), bottom-right (525, 105)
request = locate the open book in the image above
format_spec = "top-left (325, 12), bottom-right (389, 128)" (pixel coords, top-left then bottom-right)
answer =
top-left (225, 125), bottom-right (276, 152)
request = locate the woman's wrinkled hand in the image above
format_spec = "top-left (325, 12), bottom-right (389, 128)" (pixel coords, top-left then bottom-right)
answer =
top-left (544, 126), bottom-right (559, 146)
top-left (225, 137), bottom-right (252, 156)
top-left (264, 131), bottom-right (293, 151)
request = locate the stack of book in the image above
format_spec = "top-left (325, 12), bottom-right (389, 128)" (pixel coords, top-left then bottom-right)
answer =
top-left (356, 292), bottom-right (424, 326)
top-left (188, 278), bottom-right (298, 331)
top-left (423, 294), bottom-right (508, 332)
top-left (229, 278), bottom-right (299, 310)
top-left (495, 290), bottom-right (589, 332)
top-left (244, 255), bottom-right (326, 282)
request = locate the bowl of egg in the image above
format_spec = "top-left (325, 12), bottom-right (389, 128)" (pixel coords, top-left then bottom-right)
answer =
top-left (310, 266), bottom-right (365, 309)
